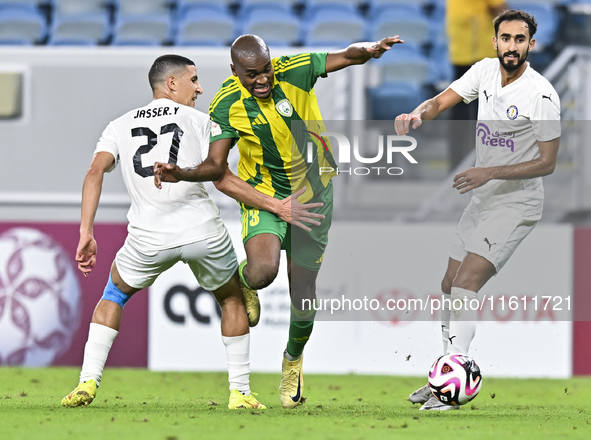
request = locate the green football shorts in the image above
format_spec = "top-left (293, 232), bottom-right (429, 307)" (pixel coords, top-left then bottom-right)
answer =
top-left (240, 183), bottom-right (333, 272)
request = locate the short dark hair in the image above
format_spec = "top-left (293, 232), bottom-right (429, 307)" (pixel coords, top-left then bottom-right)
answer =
top-left (493, 9), bottom-right (537, 39)
top-left (148, 54), bottom-right (195, 91)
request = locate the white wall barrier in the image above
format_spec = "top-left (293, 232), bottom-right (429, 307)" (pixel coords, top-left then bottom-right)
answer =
top-left (149, 222), bottom-right (573, 378)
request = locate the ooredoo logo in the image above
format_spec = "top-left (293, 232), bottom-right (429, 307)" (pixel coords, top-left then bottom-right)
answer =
top-left (163, 285), bottom-right (221, 325)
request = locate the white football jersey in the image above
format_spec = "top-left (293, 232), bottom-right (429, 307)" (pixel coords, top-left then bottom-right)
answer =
top-left (94, 98), bottom-right (224, 250)
top-left (450, 58), bottom-right (561, 214)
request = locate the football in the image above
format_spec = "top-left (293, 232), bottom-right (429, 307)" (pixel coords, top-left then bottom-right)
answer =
top-left (0, 228), bottom-right (81, 366)
top-left (428, 353), bottom-right (483, 406)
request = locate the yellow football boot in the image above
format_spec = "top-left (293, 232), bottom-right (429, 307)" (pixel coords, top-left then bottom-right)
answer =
top-left (279, 354), bottom-right (304, 408)
top-left (228, 390), bottom-right (266, 409)
top-left (61, 379), bottom-right (97, 407)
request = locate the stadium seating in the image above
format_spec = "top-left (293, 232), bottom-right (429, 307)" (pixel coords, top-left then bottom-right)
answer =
top-left (305, 0), bottom-right (362, 6)
top-left (49, 0), bottom-right (111, 15)
top-left (303, 5), bottom-right (365, 47)
top-left (304, 1), bottom-right (362, 18)
top-left (368, 81), bottom-right (427, 120)
top-left (48, 12), bottom-right (111, 45)
top-left (427, 42), bottom-right (453, 86)
top-left (367, 0), bottom-right (434, 12)
top-left (47, 0), bottom-right (111, 45)
top-left (112, 13), bottom-right (172, 45)
top-left (509, 2), bottom-right (558, 50)
top-left (0, 0), bottom-right (42, 6)
top-left (242, 0), bottom-right (300, 10)
top-left (174, 5), bottom-right (235, 46)
top-left (113, 0), bottom-right (171, 16)
top-left (0, 0), bottom-right (567, 117)
top-left (176, 0), bottom-right (235, 15)
top-left (0, 4), bottom-right (47, 44)
top-left (428, 0), bottom-right (446, 42)
top-left (367, 5), bottom-right (430, 46)
top-left (512, 0), bottom-right (566, 4)
top-left (241, 5), bottom-right (300, 46)
top-left (373, 43), bottom-right (430, 85)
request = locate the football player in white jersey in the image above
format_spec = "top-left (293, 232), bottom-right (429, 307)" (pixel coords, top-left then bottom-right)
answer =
top-left (61, 55), bottom-right (265, 410)
top-left (395, 10), bottom-right (561, 410)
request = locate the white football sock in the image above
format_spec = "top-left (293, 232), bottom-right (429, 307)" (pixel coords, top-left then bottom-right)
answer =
top-left (79, 323), bottom-right (118, 386)
top-left (441, 294), bottom-right (451, 353)
top-left (446, 287), bottom-right (478, 355)
top-left (222, 334), bottom-right (250, 395)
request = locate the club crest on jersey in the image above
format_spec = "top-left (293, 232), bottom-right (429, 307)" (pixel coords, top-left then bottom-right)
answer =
top-left (275, 99), bottom-right (293, 117)
top-left (506, 105), bottom-right (518, 120)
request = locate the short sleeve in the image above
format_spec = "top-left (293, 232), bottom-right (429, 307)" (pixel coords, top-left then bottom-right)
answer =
top-left (209, 94), bottom-right (240, 146)
top-left (189, 111), bottom-right (212, 159)
top-left (201, 117), bottom-right (211, 159)
top-left (449, 60), bottom-right (484, 104)
top-left (94, 121), bottom-right (119, 172)
top-left (273, 52), bottom-right (328, 92)
top-left (531, 88), bottom-right (561, 142)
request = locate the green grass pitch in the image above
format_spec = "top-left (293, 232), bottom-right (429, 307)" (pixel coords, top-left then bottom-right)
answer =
top-left (1, 367), bottom-right (590, 439)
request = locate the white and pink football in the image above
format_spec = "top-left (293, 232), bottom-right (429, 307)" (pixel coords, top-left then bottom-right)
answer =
top-left (428, 353), bottom-right (483, 406)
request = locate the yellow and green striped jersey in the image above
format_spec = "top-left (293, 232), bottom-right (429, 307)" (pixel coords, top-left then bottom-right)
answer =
top-left (209, 52), bottom-right (337, 202)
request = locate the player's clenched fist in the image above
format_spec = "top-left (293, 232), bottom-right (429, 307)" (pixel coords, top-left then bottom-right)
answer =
top-left (394, 113), bottom-right (422, 135)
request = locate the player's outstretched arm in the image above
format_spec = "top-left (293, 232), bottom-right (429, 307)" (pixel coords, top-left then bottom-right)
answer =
top-left (77, 152), bottom-right (115, 277)
top-left (395, 88), bottom-right (464, 135)
top-left (214, 166), bottom-right (325, 232)
top-left (275, 187), bottom-right (325, 232)
top-left (202, 139), bottom-right (325, 232)
top-left (452, 137), bottom-right (560, 194)
top-left (325, 36), bottom-right (403, 73)
top-left (153, 140), bottom-right (230, 188)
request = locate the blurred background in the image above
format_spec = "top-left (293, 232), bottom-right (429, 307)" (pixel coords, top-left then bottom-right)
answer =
top-left (1, 0), bottom-right (590, 377)
top-left (2, 0), bottom-right (591, 222)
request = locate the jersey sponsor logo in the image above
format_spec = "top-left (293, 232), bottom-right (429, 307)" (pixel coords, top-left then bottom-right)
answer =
top-left (210, 119), bottom-right (222, 136)
top-left (483, 90), bottom-right (491, 103)
top-left (275, 98), bottom-right (293, 117)
top-left (542, 94), bottom-right (553, 102)
top-left (506, 105), bottom-right (519, 120)
top-left (476, 122), bottom-right (515, 152)
top-left (252, 114), bottom-right (268, 126)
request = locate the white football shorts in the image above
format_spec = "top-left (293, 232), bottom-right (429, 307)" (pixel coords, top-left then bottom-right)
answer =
top-left (115, 226), bottom-right (238, 291)
top-left (449, 205), bottom-right (541, 273)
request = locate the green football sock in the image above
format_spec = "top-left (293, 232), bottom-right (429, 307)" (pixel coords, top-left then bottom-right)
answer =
top-left (286, 304), bottom-right (317, 358)
top-left (238, 259), bottom-right (253, 290)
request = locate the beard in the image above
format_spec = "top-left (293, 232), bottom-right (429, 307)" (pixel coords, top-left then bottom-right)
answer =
top-left (497, 47), bottom-right (529, 72)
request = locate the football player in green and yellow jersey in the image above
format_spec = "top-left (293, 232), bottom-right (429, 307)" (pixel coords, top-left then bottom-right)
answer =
top-left (155, 34), bottom-right (403, 408)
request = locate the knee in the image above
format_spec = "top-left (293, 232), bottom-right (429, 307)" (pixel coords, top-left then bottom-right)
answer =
top-left (451, 272), bottom-right (477, 292)
top-left (101, 275), bottom-right (132, 308)
top-left (247, 261), bottom-right (279, 289)
top-left (441, 276), bottom-right (453, 295)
